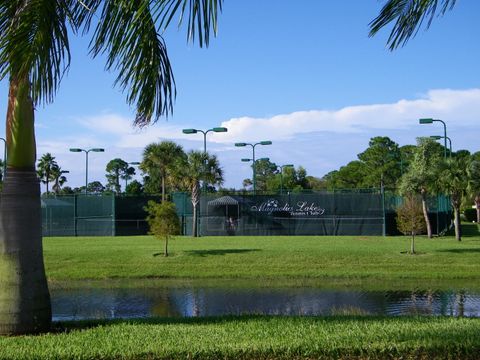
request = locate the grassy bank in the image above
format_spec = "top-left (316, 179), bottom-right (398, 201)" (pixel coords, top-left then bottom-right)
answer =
top-left (43, 227), bottom-right (480, 286)
top-left (1, 316), bottom-right (479, 359)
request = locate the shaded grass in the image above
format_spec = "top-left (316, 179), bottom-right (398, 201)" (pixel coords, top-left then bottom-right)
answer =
top-left (1, 316), bottom-right (479, 359)
top-left (43, 230), bottom-right (480, 289)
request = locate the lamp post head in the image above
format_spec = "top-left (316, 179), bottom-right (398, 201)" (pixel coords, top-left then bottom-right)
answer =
top-left (129, 161), bottom-right (140, 165)
top-left (430, 135), bottom-right (442, 140)
top-left (183, 128), bottom-right (197, 134)
top-left (213, 127), bottom-right (227, 133)
top-left (257, 157), bottom-right (270, 162)
top-left (260, 141), bottom-right (272, 145)
top-left (241, 158), bottom-right (251, 162)
top-left (69, 148), bottom-right (82, 152)
top-left (91, 148), bottom-right (104, 152)
top-left (235, 142), bottom-right (247, 147)
top-left (419, 118), bottom-right (434, 124)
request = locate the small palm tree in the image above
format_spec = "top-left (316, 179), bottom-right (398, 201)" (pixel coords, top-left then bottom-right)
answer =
top-left (178, 151), bottom-right (223, 237)
top-left (438, 157), bottom-right (471, 241)
top-left (140, 141), bottom-right (186, 201)
top-left (37, 153), bottom-right (58, 194)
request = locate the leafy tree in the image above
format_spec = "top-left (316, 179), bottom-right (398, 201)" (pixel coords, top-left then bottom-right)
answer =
top-left (86, 181), bottom-right (105, 195)
top-left (357, 136), bottom-right (401, 189)
top-left (437, 157), bottom-right (472, 241)
top-left (398, 138), bottom-right (442, 238)
top-left (50, 165), bottom-right (68, 194)
top-left (0, 0), bottom-right (221, 334)
top-left (105, 158), bottom-right (134, 194)
top-left (37, 153), bottom-right (58, 194)
top-left (177, 151), bottom-right (223, 237)
top-left (396, 195), bottom-right (427, 254)
top-left (140, 141), bottom-right (186, 201)
top-left (145, 201), bottom-right (181, 257)
top-left (370, 0), bottom-right (457, 50)
top-left (325, 161), bottom-right (367, 190)
top-left (305, 176), bottom-right (328, 191)
top-left (125, 180), bottom-right (144, 195)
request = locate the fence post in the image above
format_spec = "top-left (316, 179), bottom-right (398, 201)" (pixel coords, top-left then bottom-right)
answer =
top-left (381, 186), bottom-right (386, 237)
top-left (73, 194), bottom-right (77, 237)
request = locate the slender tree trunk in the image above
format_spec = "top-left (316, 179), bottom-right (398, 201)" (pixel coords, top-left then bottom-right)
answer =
top-left (0, 78), bottom-right (51, 334)
top-left (164, 235), bottom-right (168, 257)
top-left (411, 232), bottom-right (415, 254)
top-left (452, 196), bottom-right (462, 241)
top-left (421, 189), bottom-right (432, 238)
top-left (191, 182), bottom-right (200, 237)
top-left (45, 169), bottom-right (49, 194)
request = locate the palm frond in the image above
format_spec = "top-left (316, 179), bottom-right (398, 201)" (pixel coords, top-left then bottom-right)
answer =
top-left (369, 0), bottom-right (457, 50)
top-left (152, 0), bottom-right (223, 47)
top-left (90, 0), bottom-right (175, 125)
top-left (0, 0), bottom-right (74, 104)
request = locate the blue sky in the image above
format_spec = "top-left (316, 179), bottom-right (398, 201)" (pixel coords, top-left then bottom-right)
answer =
top-left (1, 1), bottom-right (480, 190)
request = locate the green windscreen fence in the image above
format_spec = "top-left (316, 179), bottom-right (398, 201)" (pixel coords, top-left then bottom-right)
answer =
top-left (41, 195), bottom-right (161, 237)
top-left (41, 192), bottom-right (452, 237)
top-left (173, 191), bottom-right (452, 237)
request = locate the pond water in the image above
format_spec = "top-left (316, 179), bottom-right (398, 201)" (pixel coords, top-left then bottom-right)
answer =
top-left (51, 286), bottom-right (480, 321)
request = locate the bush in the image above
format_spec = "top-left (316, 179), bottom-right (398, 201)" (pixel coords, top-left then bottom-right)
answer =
top-left (145, 201), bottom-right (181, 257)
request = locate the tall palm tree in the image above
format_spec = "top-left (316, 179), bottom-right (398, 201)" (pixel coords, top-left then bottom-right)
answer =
top-left (50, 165), bottom-right (68, 195)
top-left (0, 0), bottom-right (222, 335)
top-left (37, 153), bottom-right (58, 194)
top-left (140, 141), bottom-right (186, 201)
top-left (370, 0), bottom-right (457, 49)
top-left (438, 156), bottom-right (471, 241)
top-left (178, 151), bottom-right (223, 237)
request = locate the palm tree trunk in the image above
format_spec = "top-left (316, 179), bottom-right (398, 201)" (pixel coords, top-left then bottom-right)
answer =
top-left (421, 189), bottom-right (432, 238)
top-left (452, 196), bottom-right (462, 242)
top-left (45, 169), bottom-right (49, 194)
top-left (0, 77), bottom-right (51, 334)
top-left (0, 170), bottom-right (51, 334)
top-left (191, 182), bottom-right (200, 237)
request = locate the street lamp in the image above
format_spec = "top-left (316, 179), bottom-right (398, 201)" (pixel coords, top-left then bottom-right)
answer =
top-left (419, 118), bottom-right (448, 159)
top-left (430, 135), bottom-right (452, 157)
top-left (183, 127), bottom-right (228, 191)
top-left (125, 161), bottom-right (140, 191)
top-left (69, 148), bottom-right (105, 194)
top-left (236, 141), bottom-right (272, 194)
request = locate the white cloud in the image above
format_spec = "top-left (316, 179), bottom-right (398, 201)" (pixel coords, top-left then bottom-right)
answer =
top-left (36, 88), bottom-right (480, 190)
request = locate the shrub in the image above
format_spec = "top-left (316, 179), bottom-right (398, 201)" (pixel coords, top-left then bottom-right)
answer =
top-left (145, 201), bottom-right (181, 257)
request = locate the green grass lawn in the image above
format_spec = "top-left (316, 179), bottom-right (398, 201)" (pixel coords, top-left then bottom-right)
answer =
top-left (44, 223), bottom-right (480, 288)
top-left (1, 316), bottom-right (480, 359)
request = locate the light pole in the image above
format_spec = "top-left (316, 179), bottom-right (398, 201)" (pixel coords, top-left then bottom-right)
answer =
top-left (241, 157), bottom-right (270, 194)
top-left (430, 135), bottom-right (452, 157)
top-left (69, 148), bottom-right (105, 194)
top-left (183, 127), bottom-right (228, 191)
top-left (125, 161), bottom-right (140, 191)
top-left (419, 118), bottom-right (447, 159)
top-left (0, 137), bottom-right (6, 178)
top-left (236, 141), bottom-right (272, 195)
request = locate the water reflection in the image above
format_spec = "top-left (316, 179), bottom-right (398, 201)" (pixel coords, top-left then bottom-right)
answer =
top-left (51, 286), bottom-right (480, 321)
